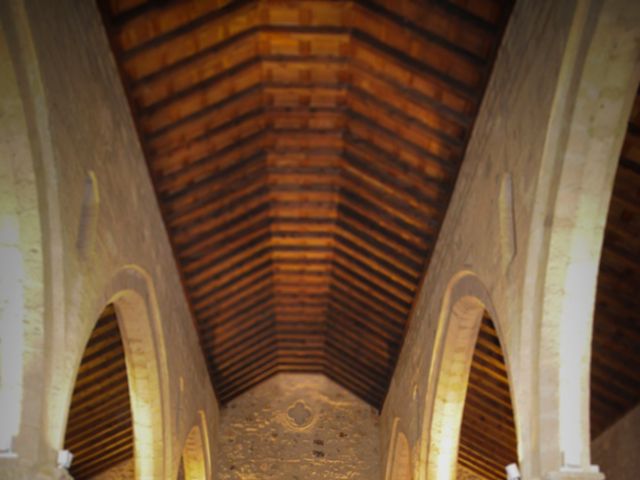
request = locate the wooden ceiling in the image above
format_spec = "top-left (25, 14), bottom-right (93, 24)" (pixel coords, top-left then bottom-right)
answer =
top-left (591, 87), bottom-right (640, 439)
top-left (458, 315), bottom-right (517, 480)
top-left (97, 0), bottom-right (513, 408)
top-left (65, 305), bottom-right (134, 479)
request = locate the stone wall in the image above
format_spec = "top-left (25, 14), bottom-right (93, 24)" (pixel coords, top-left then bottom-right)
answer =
top-left (592, 404), bottom-right (640, 480)
top-left (381, 0), bottom-right (577, 475)
top-left (0, 1), bottom-right (219, 478)
top-left (217, 374), bottom-right (380, 480)
top-left (1, 0), bottom-right (639, 478)
top-left (379, 0), bottom-right (640, 478)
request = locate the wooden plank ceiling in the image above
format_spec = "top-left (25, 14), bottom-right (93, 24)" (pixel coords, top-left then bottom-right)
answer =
top-left (591, 86), bottom-right (640, 439)
top-left (458, 315), bottom-right (517, 480)
top-left (97, 0), bottom-right (513, 408)
top-left (65, 305), bottom-right (133, 479)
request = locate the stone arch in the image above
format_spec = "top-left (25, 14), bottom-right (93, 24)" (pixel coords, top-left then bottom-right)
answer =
top-left (421, 272), bottom-right (516, 480)
top-left (56, 265), bottom-right (169, 479)
top-left (56, 265), bottom-right (170, 479)
top-left (536, 0), bottom-right (640, 471)
top-left (0, 16), bottom-right (44, 458)
top-left (58, 265), bottom-right (170, 479)
top-left (106, 266), bottom-right (171, 480)
top-left (386, 419), bottom-right (412, 480)
top-left (181, 424), bottom-right (206, 480)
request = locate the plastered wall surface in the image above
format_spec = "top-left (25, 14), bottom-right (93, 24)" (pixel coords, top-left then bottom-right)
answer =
top-left (0, 0), bottom-right (219, 478)
top-left (217, 374), bottom-right (380, 480)
top-left (591, 404), bottom-right (640, 480)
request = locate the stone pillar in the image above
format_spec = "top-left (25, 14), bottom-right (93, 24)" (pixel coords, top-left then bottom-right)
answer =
top-left (0, 457), bottom-right (74, 480)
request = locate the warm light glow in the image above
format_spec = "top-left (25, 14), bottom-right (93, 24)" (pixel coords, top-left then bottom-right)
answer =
top-left (424, 289), bottom-right (485, 480)
top-left (127, 354), bottom-right (159, 479)
top-left (112, 280), bottom-right (169, 479)
top-left (432, 393), bottom-right (466, 480)
top-left (182, 424), bottom-right (206, 480)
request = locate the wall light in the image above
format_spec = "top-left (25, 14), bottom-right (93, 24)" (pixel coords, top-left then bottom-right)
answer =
top-left (57, 450), bottom-right (73, 469)
top-left (506, 463), bottom-right (521, 480)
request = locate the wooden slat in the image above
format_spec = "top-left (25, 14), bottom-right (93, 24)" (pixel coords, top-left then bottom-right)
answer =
top-left (64, 306), bottom-right (133, 479)
top-left (457, 315), bottom-right (518, 480)
top-left (97, 0), bottom-right (514, 447)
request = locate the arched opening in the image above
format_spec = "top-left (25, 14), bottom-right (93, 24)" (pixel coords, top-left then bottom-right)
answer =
top-left (387, 429), bottom-right (411, 480)
top-left (589, 86), bottom-right (640, 478)
top-left (425, 285), bottom-right (517, 480)
top-left (180, 424), bottom-right (206, 480)
top-left (64, 304), bottom-right (134, 479)
top-left (456, 315), bottom-right (517, 479)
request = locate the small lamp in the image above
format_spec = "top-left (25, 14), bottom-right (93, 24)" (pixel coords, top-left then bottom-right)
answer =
top-left (506, 463), bottom-right (521, 480)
